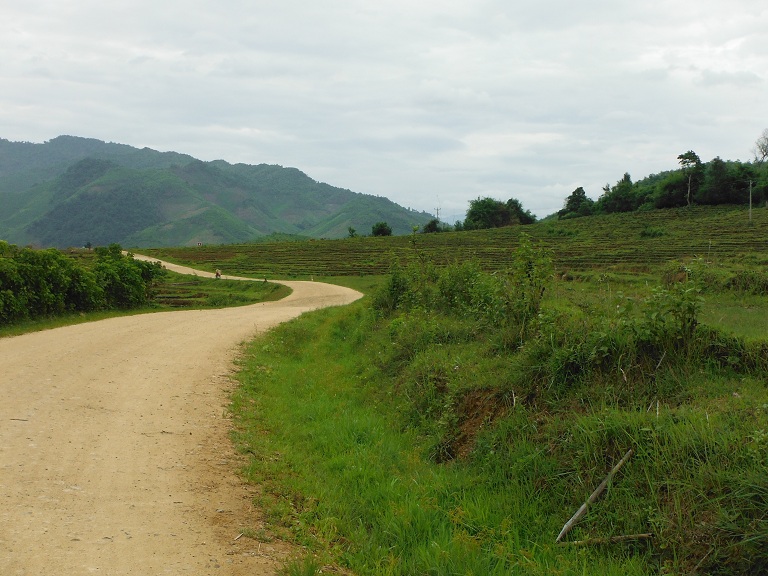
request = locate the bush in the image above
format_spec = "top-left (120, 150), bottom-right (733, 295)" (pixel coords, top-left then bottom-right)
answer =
top-left (92, 244), bottom-right (165, 309)
top-left (0, 242), bottom-right (165, 324)
top-left (371, 222), bottom-right (392, 236)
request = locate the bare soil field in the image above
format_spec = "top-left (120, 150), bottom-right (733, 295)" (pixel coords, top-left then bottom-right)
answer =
top-left (0, 259), bottom-right (362, 575)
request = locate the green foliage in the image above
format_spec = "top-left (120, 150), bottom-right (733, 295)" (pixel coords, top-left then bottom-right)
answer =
top-left (372, 234), bottom-right (552, 345)
top-left (597, 173), bottom-right (641, 214)
top-left (653, 171), bottom-right (689, 209)
top-left (589, 153), bottom-right (763, 215)
top-left (231, 283), bottom-right (768, 575)
top-left (506, 197), bottom-right (537, 225)
top-left (663, 258), bottom-right (768, 297)
top-left (464, 197), bottom-right (507, 229)
top-left (0, 241), bottom-right (104, 323)
top-left (463, 196), bottom-right (536, 230)
top-left (371, 221), bottom-right (393, 237)
top-left (696, 156), bottom-right (734, 205)
top-left (92, 244), bottom-right (165, 309)
top-left (227, 241), bottom-right (768, 575)
top-left (421, 218), bottom-right (453, 233)
top-left (0, 242), bottom-right (165, 324)
top-left (639, 225), bottom-right (665, 238)
top-left (558, 186), bottom-right (595, 219)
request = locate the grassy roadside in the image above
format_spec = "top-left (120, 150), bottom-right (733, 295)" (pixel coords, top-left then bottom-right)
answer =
top-left (228, 250), bottom-right (768, 575)
top-left (230, 304), bottom-right (655, 575)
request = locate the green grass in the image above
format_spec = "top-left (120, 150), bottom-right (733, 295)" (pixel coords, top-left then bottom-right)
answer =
top-left (225, 237), bottom-right (768, 575)
top-left (233, 303), bottom-right (767, 575)
top-left (233, 308), bottom-right (602, 575)
top-left (153, 269), bottom-right (289, 308)
top-left (700, 293), bottom-right (768, 341)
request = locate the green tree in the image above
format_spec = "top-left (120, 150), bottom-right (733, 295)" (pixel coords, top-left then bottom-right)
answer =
top-left (371, 222), bottom-right (392, 237)
top-left (422, 218), bottom-right (440, 233)
top-left (0, 241), bottom-right (109, 324)
top-left (753, 129), bottom-right (768, 205)
top-left (347, 226), bottom-right (357, 238)
top-left (696, 157), bottom-right (735, 205)
top-left (559, 187), bottom-right (594, 218)
top-left (596, 173), bottom-right (637, 213)
top-left (677, 150), bottom-right (702, 207)
top-left (506, 198), bottom-right (536, 224)
top-left (753, 128), bottom-right (768, 164)
top-left (464, 197), bottom-right (509, 230)
top-left (654, 171), bottom-right (688, 208)
top-left (93, 244), bottom-right (165, 309)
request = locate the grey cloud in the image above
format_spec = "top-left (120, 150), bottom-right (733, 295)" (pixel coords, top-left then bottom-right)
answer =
top-left (697, 69), bottom-right (763, 86)
top-left (1, 0), bottom-right (767, 219)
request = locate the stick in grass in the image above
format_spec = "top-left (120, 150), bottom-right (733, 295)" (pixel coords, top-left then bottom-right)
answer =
top-left (556, 448), bottom-right (634, 543)
top-left (560, 533), bottom-right (652, 546)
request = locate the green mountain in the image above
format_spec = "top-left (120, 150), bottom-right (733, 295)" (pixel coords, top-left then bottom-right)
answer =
top-left (0, 136), bottom-right (433, 247)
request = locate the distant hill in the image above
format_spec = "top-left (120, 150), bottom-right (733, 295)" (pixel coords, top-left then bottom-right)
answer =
top-left (0, 136), bottom-right (433, 248)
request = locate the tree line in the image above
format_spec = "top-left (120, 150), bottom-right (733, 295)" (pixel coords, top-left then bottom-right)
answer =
top-left (413, 129), bottom-right (768, 232)
top-left (0, 242), bottom-right (165, 325)
top-left (559, 130), bottom-right (768, 220)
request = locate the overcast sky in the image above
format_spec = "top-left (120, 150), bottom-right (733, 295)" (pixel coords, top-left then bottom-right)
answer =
top-left (2, 1), bottom-right (766, 220)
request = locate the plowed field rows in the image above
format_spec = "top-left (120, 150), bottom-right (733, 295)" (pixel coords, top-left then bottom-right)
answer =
top-left (141, 206), bottom-right (768, 277)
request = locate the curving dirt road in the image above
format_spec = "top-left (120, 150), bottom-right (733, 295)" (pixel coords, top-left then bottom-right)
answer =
top-left (0, 258), bottom-right (362, 575)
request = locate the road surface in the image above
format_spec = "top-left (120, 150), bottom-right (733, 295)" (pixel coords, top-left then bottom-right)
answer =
top-left (0, 258), bottom-right (362, 575)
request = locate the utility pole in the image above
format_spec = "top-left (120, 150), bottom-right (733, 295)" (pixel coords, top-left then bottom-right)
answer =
top-left (749, 179), bottom-right (753, 223)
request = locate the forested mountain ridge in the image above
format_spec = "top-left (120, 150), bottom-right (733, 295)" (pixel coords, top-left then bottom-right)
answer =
top-left (0, 136), bottom-right (433, 247)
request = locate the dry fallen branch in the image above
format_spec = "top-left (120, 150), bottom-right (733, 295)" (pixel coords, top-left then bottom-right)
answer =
top-left (559, 533), bottom-right (653, 546)
top-left (556, 448), bottom-right (634, 543)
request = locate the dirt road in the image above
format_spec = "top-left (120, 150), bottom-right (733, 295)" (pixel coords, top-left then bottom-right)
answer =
top-left (0, 259), bottom-right (362, 575)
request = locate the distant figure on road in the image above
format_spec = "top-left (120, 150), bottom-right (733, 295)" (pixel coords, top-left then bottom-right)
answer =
top-left (215, 269), bottom-right (221, 279)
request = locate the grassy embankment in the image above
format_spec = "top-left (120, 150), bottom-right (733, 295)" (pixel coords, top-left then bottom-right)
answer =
top-left (149, 205), bottom-right (768, 575)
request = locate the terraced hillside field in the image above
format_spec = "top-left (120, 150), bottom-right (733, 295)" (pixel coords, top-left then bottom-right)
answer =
top-left (140, 206), bottom-right (768, 278)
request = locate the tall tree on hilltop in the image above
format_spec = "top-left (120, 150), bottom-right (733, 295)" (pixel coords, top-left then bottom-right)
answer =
top-left (506, 198), bottom-right (537, 225)
top-left (597, 173), bottom-right (636, 213)
top-left (463, 197), bottom-right (535, 230)
top-left (752, 129), bottom-right (768, 206)
top-left (677, 150), bottom-right (702, 207)
top-left (654, 171), bottom-right (688, 209)
top-left (753, 128), bottom-right (768, 165)
top-left (559, 186), bottom-right (594, 218)
top-left (696, 157), bottom-right (734, 205)
top-left (464, 197), bottom-right (511, 230)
